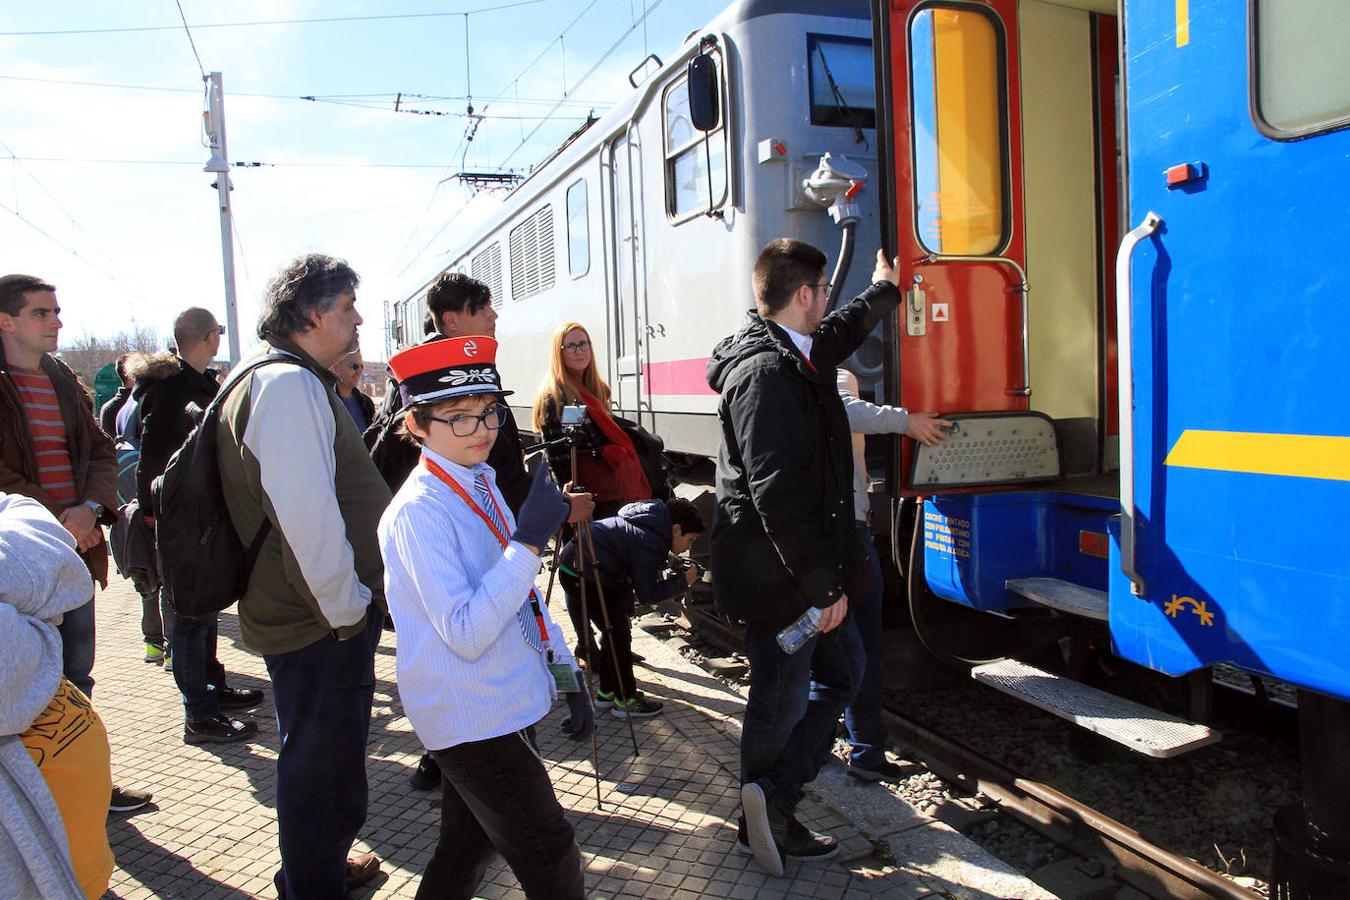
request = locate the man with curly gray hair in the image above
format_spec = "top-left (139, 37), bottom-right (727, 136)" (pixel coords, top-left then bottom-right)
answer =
top-left (216, 253), bottom-right (391, 897)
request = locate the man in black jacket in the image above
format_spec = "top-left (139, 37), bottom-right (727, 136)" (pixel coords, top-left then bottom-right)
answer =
top-left (706, 239), bottom-right (901, 876)
top-left (366, 273), bottom-right (530, 507)
top-left (133, 306), bottom-right (262, 744)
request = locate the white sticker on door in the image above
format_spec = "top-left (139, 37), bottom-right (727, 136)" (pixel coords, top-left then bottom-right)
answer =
top-left (932, 303), bottom-right (949, 322)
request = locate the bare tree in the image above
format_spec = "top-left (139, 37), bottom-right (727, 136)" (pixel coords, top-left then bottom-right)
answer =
top-left (59, 326), bottom-right (164, 388)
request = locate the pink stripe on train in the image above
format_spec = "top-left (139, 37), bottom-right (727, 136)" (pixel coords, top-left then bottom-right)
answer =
top-left (642, 358), bottom-right (716, 397)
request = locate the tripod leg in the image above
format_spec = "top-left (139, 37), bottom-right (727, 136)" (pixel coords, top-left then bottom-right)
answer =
top-left (574, 571), bottom-right (604, 809)
top-left (581, 522), bottom-right (641, 758)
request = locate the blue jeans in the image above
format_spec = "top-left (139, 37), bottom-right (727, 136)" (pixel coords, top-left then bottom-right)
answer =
top-left (171, 614), bottom-right (226, 722)
top-left (844, 520), bottom-right (888, 767)
top-left (741, 613), bottom-right (863, 815)
top-left (59, 596), bottom-right (97, 698)
top-left (265, 612), bottom-right (380, 900)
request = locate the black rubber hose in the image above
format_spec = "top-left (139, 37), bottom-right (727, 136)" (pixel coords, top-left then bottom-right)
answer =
top-left (826, 220), bottom-right (857, 313)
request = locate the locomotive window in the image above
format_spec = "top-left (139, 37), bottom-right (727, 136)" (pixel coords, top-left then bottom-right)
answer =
top-left (566, 179), bottom-right (589, 278)
top-left (664, 67), bottom-right (727, 220)
top-left (909, 5), bottom-right (1009, 256)
top-left (808, 36), bottom-right (876, 129)
top-left (1253, 1), bottom-right (1350, 138)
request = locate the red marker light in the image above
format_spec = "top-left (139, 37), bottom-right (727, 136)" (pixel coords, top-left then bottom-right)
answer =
top-left (773, 141), bottom-right (787, 157)
top-left (1165, 161), bottom-right (1206, 188)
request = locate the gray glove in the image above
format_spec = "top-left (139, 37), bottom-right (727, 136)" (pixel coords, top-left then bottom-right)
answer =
top-left (511, 465), bottom-right (570, 550)
top-left (561, 682), bottom-right (594, 741)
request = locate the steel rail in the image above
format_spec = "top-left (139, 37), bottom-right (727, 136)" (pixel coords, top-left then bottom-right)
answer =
top-left (676, 603), bottom-right (1258, 900)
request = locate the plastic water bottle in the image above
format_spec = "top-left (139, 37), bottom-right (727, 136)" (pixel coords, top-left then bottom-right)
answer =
top-left (776, 606), bottom-right (823, 654)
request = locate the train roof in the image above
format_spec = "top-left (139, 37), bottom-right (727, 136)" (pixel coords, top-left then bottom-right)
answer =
top-left (400, 0), bottom-right (870, 303)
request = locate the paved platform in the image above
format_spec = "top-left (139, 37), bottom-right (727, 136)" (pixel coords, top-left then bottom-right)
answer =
top-left (91, 570), bottom-right (1051, 899)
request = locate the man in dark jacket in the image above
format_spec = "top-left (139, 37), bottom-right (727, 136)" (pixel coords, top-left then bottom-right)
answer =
top-left (133, 307), bottom-right (263, 745)
top-left (0, 273), bottom-right (151, 813)
top-left (558, 497), bottom-right (703, 718)
top-left (706, 240), bottom-right (901, 876)
top-left (332, 349), bottom-right (375, 432)
top-left (366, 273), bottom-right (529, 507)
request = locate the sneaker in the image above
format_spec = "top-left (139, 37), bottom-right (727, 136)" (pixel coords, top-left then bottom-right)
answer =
top-left (409, 753), bottom-right (440, 791)
top-left (144, 643), bottom-right (165, 663)
top-left (184, 714), bottom-right (258, 745)
top-left (846, 758), bottom-right (920, 783)
top-left (216, 686), bottom-right (265, 711)
top-left (740, 781), bottom-right (786, 876)
top-left (110, 785), bottom-right (153, 813)
top-left (736, 815), bottom-right (838, 862)
top-left (594, 689), bottom-right (617, 709)
top-left (163, 651), bottom-right (173, 673)
top-left (610, 695), bottom-right (663, 719)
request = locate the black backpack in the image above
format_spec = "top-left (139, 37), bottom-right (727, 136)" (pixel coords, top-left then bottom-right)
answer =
top-left (151, 353), bottom-right (289, 618)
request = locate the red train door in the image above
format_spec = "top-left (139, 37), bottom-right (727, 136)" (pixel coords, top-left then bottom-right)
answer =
top-left (879, 0), bottom-right (1028, 489)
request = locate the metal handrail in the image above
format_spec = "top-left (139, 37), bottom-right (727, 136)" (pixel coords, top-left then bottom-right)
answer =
top-left (1114, 211), bottom-right (1162, 596)
top-left (918, 253), bottom-right (1031, 397)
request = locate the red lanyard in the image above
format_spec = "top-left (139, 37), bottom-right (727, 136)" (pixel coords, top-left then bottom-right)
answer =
top-left (421, 455), bottom-right (551, 645)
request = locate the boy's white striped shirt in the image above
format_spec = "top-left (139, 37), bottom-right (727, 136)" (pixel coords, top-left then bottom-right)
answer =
top-left (377, 447), bottom-right (574, 751)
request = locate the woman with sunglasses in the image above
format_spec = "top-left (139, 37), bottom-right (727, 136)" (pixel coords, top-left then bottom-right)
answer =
top-left (531, 322), bottom-right (651, 522)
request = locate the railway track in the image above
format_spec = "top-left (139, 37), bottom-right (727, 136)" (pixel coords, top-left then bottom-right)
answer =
top-left (670, 601), bottom-right (1262, 900)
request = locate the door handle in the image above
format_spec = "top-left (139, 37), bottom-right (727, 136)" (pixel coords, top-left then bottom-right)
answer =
top-left (1114, 211), bottom-right (1162, 597)
top-left (918, 253), bottom-right (1031, 397)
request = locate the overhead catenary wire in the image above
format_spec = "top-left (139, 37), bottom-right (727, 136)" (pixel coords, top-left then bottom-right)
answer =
top-left (497, 0), bottom-right (668, 170)
top-left (7, 156), bottom-right (526, 170)
top-left (173, 0), bottom-right (207, 80)
top-left (1, 139), bottom-right (122, 270)
top-left (0, 1), bottom-right (549, 37)
top-left (0, 196), bottom-right (145, 303)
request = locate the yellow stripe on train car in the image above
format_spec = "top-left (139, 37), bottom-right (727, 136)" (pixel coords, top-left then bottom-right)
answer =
top-left (1165, 430), bottom-right (1350, 482)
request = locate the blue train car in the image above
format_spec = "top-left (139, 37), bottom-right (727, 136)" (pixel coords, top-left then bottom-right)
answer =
top-left (872, 0), bottom-right (1349, 889)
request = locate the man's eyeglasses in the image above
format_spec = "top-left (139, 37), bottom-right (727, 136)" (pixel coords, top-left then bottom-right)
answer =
top-left (810, 282), bottom-right (832, 294)
top-left (426, 404), bottom-right (508, 437)
top-left (215, 325), bottom-right (226, 335)
top-left (562, 340), bottom-right (591, 353)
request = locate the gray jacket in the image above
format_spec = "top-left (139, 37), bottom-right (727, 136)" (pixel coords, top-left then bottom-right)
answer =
top-left (0, 492), bottom-right (93, 898)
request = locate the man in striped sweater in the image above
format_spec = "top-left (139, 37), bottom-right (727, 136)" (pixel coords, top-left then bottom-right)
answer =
top-left (0, 273), bottom-right (151, 814)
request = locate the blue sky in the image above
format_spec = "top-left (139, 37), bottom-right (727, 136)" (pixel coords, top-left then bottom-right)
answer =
top-left (0, 0), bottom-right (729, 360)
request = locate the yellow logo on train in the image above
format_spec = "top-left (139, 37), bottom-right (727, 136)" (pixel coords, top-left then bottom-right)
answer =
top-left (1164, 594), bottom-right (1215, 627)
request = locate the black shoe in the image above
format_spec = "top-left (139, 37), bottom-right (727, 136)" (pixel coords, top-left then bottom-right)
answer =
top-left (110, 785), bottom-right (153, 813)
top-left (216, 686), bottom-right (265, 711)
top-left (736, 815), bottom-right (839, 862)
top-left (740, 781), bottom-right (786, 876)
top-left (409, 753), bottom-right (440, 791)
top-left (184, 714), bottom-right (258, 745)
top-left (846, 758), bottom-right (920, 783)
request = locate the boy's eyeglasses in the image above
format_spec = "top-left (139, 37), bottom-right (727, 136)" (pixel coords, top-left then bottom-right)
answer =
top-left (562, 340), bottom-right (591, 353)
top-left (426, 404), bottom-right (507, 437)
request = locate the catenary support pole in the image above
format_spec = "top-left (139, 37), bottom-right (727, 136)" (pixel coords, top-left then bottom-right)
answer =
top-left (204, 72), bottom-right (241, 366)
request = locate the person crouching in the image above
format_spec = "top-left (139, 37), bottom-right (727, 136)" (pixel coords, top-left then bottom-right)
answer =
top-left (376, 335), bottom-right (593, 899)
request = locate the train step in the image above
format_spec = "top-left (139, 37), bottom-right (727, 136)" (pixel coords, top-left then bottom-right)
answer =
top-left (970, 659), bottom-right (1221, 758)
top-left (1005, 577), bottom-right (1108, 621)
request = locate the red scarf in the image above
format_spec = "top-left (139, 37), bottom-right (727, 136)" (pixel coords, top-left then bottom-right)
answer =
top-left (575, 387), bottom-right (651, 505)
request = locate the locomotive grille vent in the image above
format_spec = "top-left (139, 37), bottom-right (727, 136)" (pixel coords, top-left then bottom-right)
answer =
top-left (471, 242), bottom-right (504, 309)
top-left (509, 204), bottom-right (556, 301)
top-left (910, 413), bottom-right (1060, 489)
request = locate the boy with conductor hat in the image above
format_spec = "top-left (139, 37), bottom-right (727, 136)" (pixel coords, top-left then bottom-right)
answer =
top-left (376, 335), bottom-right (592, 899)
